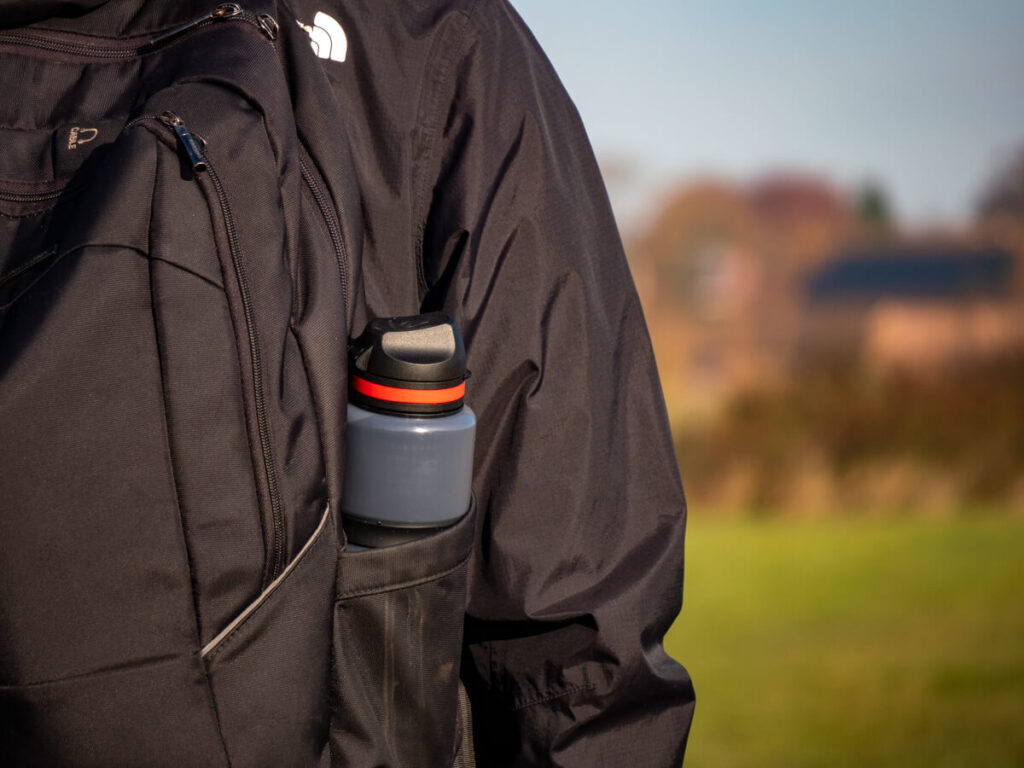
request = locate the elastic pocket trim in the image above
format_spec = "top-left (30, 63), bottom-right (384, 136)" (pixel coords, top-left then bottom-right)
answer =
top-left (335, 494), bottom-right (476, 598)
top-left (336, 551), bottom-right (471, 600)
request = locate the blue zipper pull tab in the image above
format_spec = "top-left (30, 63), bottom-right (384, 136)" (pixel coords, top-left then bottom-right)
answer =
top-left (162, 111), bottom-right (208, 173)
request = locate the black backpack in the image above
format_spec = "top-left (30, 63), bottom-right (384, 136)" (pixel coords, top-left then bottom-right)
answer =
top-left (0, 3), bottom-right (475, 765)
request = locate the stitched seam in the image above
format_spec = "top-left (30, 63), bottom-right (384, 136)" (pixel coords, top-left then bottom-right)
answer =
top-left (512, 682), bottom-right (597, 712)
top-left (0, 124), bottom-right (79, 133)
top-left (148, 149), bottom-right (207, 646)
top-left (335, 550), bottom-right (470, 600)
top-left (0, 112), bottom-right (129, 131)
top-left (0, 255), bottom-right (65, 310)
top-left (148, 255), bottom-right (224, 290)
top-left (201, 657), bottom-right (235, 768)
top-left (0, 200), bottom-right (74, 219)
top-left (0, 654), bottom-right (181, 690)
top-left (0, 245), bottom-right (58, 287)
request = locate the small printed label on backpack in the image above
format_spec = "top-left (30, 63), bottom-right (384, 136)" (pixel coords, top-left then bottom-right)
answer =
top-left (53, 118), bottom-right (125, 177)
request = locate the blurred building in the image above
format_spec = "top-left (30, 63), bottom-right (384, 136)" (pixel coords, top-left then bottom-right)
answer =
top-left (802, 247), bottom-right (1023, 371)
top-left (630, 175), bottom-right (1024, 425)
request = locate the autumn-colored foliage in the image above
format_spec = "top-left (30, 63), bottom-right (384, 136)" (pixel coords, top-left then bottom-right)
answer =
top-left (628, 168), bottom-right (1024, 514)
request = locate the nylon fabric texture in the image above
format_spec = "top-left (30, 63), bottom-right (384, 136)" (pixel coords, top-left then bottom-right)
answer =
top-left (0, 0), bottom-right (694, 765)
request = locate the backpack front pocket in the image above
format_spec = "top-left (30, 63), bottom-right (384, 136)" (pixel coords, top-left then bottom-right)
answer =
top-left (0, 129), bottom-right (233, 764)
top-left (135, 97), bottom-right (328, 596)
top-left (0, 8), bottom-right (348, 762)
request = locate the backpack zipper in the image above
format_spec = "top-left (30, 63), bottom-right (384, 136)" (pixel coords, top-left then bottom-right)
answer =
top-left (141, 110), bottom-right (287, 585)
top-left (0, 4), bottom-right (277, 59)
top-left (0, 187), bottom-right (74, 203)
top-left (299, 155), bottom-right (350, 311)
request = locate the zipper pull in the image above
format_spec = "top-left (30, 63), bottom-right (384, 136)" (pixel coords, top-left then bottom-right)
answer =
top-left (148, 3), bottom-right (242, 48)
top-left (257, 13), bottom-right (279, 40)
top-left (162, 112), bottom-right (208, 173)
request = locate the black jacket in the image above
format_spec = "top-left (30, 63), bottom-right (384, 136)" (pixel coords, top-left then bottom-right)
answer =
top-left (0, 0), bottom-right (694, 765)
top-left (305, 1), bottom-right (696, 763)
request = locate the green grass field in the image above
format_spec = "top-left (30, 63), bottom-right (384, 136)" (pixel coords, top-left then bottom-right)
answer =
top-left (664, 515), bottom-right (1024, 768)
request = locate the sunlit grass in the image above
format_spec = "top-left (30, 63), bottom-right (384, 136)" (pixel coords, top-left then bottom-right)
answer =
top-left (665, 515), bottom-right (1024, 767)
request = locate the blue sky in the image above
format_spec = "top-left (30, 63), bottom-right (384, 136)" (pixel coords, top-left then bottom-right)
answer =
top-left (511, 0), bottom-right (1024, 228)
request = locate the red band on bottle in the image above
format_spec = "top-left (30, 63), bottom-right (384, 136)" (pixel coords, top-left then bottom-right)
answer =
top-left (352, 376), bottom-right (465, 405)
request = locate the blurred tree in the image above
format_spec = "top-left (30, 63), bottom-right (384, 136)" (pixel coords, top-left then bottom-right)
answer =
top-left (855, 181), bottom-right (893, 233)
top-left (978, 146), bottom-right (1024, 223)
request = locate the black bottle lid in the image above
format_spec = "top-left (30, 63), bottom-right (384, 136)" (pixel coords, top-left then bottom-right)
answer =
top-left (349, 312), bottom-right (468, 415)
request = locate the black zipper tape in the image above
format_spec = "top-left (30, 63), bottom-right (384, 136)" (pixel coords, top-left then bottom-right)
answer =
top-left (203, 153), bottom-right (287, 585)
top-left (299, 153), bottom-right (350, 312)
top-left (0, 3), bottom-right (276, 59)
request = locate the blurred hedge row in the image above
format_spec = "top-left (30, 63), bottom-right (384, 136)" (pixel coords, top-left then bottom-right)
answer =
top-left (674, 355), bottom-right (1024, 514)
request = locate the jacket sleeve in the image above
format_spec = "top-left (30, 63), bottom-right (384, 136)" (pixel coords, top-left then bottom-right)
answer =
top-left (416, 2), bottom-right (695, 764)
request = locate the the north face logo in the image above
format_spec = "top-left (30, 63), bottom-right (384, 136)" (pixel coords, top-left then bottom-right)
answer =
top-left (298, 11), bottom-right (347, 63)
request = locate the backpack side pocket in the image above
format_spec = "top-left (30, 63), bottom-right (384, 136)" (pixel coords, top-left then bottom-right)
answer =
top-left (329, 498), bottom-right (476, 768)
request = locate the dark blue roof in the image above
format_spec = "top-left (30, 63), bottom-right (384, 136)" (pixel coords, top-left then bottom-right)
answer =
top-left (807, 247), bottom-right (1014, 302)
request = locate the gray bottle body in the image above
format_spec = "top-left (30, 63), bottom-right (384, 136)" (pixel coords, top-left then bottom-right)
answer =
top-left (341, 402), bottom-right (475, 547)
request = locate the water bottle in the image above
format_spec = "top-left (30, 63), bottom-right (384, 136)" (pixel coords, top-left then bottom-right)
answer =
top-left (341, 312), bottom-right (475, 549)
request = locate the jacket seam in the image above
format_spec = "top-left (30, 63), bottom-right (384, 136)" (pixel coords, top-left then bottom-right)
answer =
top-left (512, 682), bottom-right (598, 712)
top-left (411, 2), bottom-right (480, 295)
